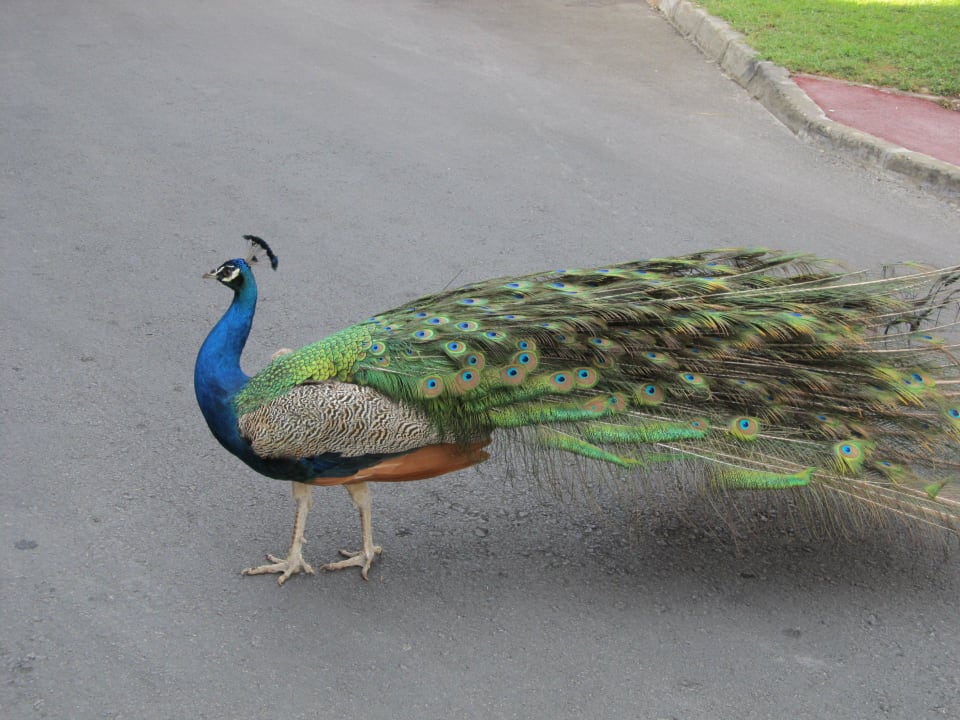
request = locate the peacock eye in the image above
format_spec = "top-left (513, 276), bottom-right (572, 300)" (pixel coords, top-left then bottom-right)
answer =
top-left (219, 264), bottom-right (241, 282)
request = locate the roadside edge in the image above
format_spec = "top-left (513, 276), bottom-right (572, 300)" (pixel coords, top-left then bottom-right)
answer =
top-left (650, 0), bottom-right (960, 203)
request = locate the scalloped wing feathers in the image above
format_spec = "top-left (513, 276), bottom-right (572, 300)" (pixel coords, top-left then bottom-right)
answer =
top-left (237, 381), bottom-right (442, 459)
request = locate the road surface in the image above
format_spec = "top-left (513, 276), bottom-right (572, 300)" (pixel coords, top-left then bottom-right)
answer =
top-left (3, 1), bottom-right (959, 718)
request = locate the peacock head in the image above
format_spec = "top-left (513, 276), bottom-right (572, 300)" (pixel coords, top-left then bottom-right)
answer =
top-left (203, 259), bottom-right (249, 290)
top-left (203, 235), bottom-right (278, 291)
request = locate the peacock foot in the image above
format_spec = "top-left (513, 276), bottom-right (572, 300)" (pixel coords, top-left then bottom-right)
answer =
top-left (321, 545), bottom-right (383, 581)
top-left (241, 550), bottom-right (315, 586)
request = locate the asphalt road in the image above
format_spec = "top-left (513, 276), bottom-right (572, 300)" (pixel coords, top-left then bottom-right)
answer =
top-left (3, 1), bottom-right (959, 718)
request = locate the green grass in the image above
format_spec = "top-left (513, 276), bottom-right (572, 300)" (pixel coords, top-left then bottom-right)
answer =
top-left (696, 0), bottom-right (960, 97)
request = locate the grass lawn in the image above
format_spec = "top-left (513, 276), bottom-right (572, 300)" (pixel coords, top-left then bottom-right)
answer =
top-left (695, 0), bottom-right (960, 98)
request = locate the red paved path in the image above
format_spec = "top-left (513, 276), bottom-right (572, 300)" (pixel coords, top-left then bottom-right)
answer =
top-left (794, 75), bottom-right (960, 167)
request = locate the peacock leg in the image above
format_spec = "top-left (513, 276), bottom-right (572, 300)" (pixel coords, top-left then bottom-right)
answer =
top-left (321, 481), bottom-right (383, 580)
top-left (241, 481), bottom-right (316, 585)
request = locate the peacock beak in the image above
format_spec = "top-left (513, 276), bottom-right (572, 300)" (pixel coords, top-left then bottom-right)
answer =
top-left (202, 270), bottom-right (217, 279)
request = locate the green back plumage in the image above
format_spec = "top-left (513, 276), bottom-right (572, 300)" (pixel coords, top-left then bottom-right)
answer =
top-left (235, 248), bottom-right (960, 529)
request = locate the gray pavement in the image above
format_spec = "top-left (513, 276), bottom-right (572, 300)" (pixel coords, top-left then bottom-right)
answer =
top-left (2, 1), bottom-right (959, 718)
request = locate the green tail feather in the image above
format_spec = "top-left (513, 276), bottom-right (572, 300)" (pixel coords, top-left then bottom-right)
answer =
top-left (240, 248), bottom-right (960, 533)
top-left (714, 466), bottom-right (814, 490)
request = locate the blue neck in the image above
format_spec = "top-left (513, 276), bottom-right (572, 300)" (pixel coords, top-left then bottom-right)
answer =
top-left (194, 267), bottom-right (257, 456)
top-left (194, 263), bottom-right (387, 482)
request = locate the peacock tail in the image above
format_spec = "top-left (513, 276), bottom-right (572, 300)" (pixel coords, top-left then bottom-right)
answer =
top-left (234, 247), bottom-right (960, 532)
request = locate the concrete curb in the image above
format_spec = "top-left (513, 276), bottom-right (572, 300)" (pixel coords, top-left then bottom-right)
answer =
top-left (651, 0), bottom-right (960, 203)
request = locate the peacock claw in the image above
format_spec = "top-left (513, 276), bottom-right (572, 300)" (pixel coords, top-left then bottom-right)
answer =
top-left (241, 552), bottom-right (315, 586)
top-left (321, 545), bottom-right (383, 580)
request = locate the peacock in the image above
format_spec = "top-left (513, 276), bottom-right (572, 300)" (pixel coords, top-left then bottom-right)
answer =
top-left (195, 236), bottom-right (960, 583)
